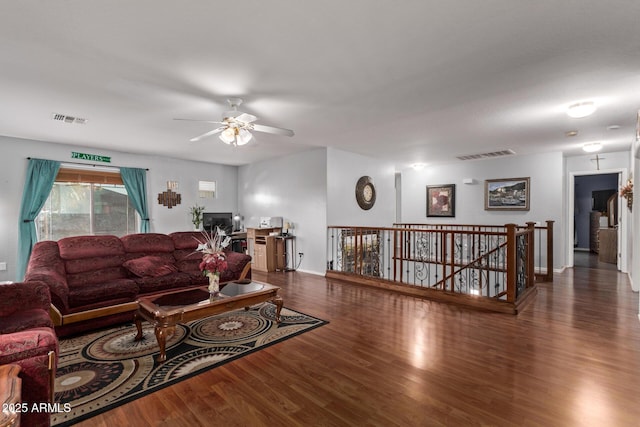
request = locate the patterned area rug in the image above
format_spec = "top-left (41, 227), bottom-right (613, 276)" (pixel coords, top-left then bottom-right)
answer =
top-left (51, 303), bottom-right (327, 426)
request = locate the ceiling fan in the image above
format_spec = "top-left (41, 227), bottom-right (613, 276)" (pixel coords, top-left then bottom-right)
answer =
top-left (175, 98), bottom-right (294, 146)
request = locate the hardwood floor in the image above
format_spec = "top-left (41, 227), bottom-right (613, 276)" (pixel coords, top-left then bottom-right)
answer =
top-left (73, 267), bottom-right (640, 427)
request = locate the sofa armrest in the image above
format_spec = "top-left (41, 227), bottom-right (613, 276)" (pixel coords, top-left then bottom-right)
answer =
top-left (24, 240), bottom-right (70, 314)
top-left (0, 281), bottom-right (51, 316)
top-left (24, 269), bottom-right (70, 314)
top-left (224, 250), bottom-right (252, 280)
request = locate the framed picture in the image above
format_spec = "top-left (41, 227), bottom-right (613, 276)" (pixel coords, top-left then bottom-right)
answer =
top-left (485, 177), bottom-right (530, 211)
top-left (426, 184), bottom-right (456, 217)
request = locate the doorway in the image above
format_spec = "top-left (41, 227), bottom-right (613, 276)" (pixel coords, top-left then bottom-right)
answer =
top-left (569, 171), bottom-right (624, 271)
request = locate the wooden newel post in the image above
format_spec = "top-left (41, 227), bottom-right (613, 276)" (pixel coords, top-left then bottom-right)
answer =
top-left (506, 223), bottom-right (517, 303)
top-left (545, 220), bottom-right (554, 282)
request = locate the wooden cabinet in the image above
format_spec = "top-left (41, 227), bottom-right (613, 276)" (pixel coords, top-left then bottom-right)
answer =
top-left (247, 228), bottom-right (279, 272)
top-left (589, 211), bottom-right (601, 253)
top-left (598, 228), bottom-right (618, 264)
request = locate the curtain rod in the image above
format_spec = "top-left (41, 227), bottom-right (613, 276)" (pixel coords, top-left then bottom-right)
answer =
top-left (27, 157), bottom-right (149, 171)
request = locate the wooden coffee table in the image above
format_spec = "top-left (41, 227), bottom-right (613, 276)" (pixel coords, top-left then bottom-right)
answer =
top-left (134, 280), bottom-right (283, 362)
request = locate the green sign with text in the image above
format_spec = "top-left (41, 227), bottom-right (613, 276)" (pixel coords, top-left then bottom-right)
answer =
top-left (71, 152), bottom-right (111, 163)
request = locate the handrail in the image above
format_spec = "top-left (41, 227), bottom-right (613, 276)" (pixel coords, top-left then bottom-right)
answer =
top-left (326, 221), bottom-right (547, 313)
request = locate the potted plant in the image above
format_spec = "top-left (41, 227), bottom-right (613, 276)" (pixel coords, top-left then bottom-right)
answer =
top-left (189, 204), bottom-right (205, 230)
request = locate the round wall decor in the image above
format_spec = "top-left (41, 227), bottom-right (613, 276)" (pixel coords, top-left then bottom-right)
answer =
top-left (355, 176), bottom-right (376, 210)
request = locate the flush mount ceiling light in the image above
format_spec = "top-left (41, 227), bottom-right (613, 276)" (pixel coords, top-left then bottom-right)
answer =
top-left (582, 142), bottom-right (602, 153)
top-left (567, 101), bottom-right (596, 118)
top-left (411, 163), bottom-right (426, 170)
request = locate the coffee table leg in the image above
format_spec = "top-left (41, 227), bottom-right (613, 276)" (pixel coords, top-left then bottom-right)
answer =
top-left (134, 312), bottom-right (143, 341)
top-left (272, 295), bottom-right (283, 323)
top-left (155, 325), bottom-right (168, 363)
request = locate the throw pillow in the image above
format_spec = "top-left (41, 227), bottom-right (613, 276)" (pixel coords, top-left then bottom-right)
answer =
top-left (123, 256), bottom-right (178, 278)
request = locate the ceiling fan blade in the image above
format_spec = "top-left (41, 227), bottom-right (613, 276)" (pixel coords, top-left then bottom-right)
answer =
top-left (189, 126), bottom-right (226, 142)
top-left (252, 123), bottom-right (295, 137)
top-left (174, 118), bottom-right (223, 124)
top-left (234, 113), bottom-right (257, 123)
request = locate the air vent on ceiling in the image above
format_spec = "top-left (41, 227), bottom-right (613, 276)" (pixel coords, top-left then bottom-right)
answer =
top-left (457, 149), bottom-right (515, 161)
top-left (52, 113), bottom-right (88, 125)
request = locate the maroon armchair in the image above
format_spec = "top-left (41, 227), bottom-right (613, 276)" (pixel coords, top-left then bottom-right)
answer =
top-left (0, 281), bottom-right (58, 427)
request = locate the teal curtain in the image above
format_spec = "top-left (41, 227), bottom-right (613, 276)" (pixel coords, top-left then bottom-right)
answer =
top-left (120, 167), bottom-right (150, 233)
top-left (17, 158), bottom-right (60, 280)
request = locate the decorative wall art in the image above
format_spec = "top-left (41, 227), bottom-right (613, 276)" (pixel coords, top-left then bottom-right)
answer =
top-left (158, 188), bottom-right (182, 209)
top-left (426, 184), bottom-right (456, 217)
top-left (355, 176), bottom-right (376, 210)
top-left (484, 177), bottom-right (530, 211)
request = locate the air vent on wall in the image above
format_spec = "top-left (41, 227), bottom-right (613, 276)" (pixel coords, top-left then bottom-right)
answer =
top-left (456, 149), bottom-right (515, 161)
top-left (52, 113), bottom-right (88, 125)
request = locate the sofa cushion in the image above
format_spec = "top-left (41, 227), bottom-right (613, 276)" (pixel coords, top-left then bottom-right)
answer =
top-left (67, 279), bottom-right (138, 308)
top-left (121, 233), bottom-right (175, 253)
top-left (173, 248), bottom-right (201, 262)
top-left (58, 235), bottom-right (125, 259)
top-left (175, 256), bottom-right (201, 273)
top-left (67, 266), bottom-right (129, 288)
top-left (133, 272), bottom-right (195, 294)
top-left (170, 231), bottom-right (211, 250)
top-left (0, 309), bottom-right (53, 334)
top-left (65, 254), bottom-right (126, 274)
top-left (0, 327), bottom-right (58, 365)
top-left (123, 256), bottom-right (178, 278)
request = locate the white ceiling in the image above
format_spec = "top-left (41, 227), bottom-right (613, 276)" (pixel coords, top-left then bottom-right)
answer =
top-left (1, 1), bottom-right (640, 168)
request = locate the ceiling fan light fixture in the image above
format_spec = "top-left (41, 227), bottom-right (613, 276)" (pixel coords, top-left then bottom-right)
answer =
top-left (582, 142), bottom-right (602, 153)
top-left (235, 128), bottom-right (253, 146)
top-left (567, 101), bottom-right (596, 118)
top-left (219, 126), bottom-right (253, 146)
top-left (219, 127), bottom-right (236, 144)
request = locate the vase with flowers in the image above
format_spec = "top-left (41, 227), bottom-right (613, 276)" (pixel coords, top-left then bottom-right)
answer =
top-left (620, 178), bottom-right (633, 211)
top-left (195, 227), bottom-right (231, 296)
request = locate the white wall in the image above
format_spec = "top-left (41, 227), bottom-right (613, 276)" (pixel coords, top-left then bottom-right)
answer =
top-left (238, 148), bottom-right (327, 275)
top-left (401, 151), bottom-right (565, 269)
top-left (631, 141), bottom-right (640, 298)
top-left (0, 136), bottom-right (238, 281)
top-left (326, 147), bottom-right (396, 227)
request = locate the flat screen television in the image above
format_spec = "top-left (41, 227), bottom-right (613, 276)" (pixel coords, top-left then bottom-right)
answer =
top-left (202, 212), bottom-right (233, 234)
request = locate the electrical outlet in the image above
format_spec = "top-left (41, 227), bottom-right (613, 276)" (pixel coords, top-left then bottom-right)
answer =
top-left (0, 262), bottom-right (6, 271)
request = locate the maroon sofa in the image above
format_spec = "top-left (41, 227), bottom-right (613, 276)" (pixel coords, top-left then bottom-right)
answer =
top-left (24, 232), bottom-right (251, 337)
top-left (0, 281), bottom-right (58, 427)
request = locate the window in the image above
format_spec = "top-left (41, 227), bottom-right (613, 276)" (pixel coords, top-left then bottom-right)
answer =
top-left (36, 167), bottom-right (138, 240)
